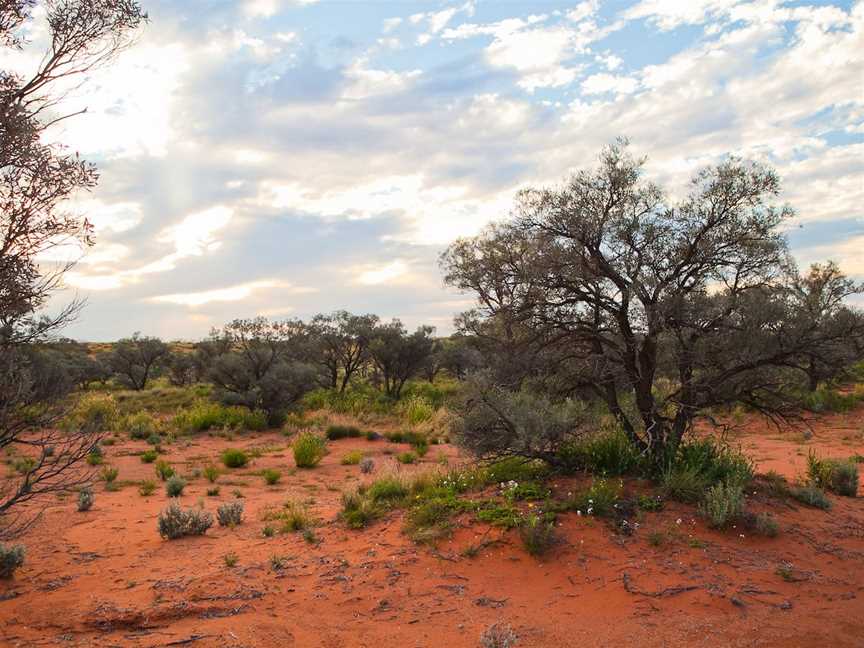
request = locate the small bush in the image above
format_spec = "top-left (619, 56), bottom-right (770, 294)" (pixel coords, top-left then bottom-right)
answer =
top-left (85, 449), bottom-right (103, 466)
top-left (326, 425), bottom-right (362, 440)
top-left (480, 622), bottom-right (518, 648)
top-left (65, 394), bottom-right (117, 433)
top-left (262, 468), bottom-right (282, 485)
top-left (202, 465), bottom-right (219, 483)
top-left (519, 513), bottom-right (557, 556)
top-left (791, 485), bottom-right (831, 510)
top-left (206, 486), bottom-right (220, 496)
top-left (224, 552), bottom-right (238, 568)
top-left (140, 449), bottom-right (158, 463)
top-left (340, 490), bottom-right (380, 529)
top-left (157, 501), bottom-right (214, 539)
top-left (293, 432), bottom-right (327, 468)
top-left (77, 487), bottom-right (95, 512)
top-left (217, 500), bottom-right (244, 527)
top-left (341, 451), bottom-right (363, 465)
top-left (569, 478), bottom-right (622, 517)
top-left (139, 480), bottom-right (157, 496)
top-left (559, 428), bottom-right (642, 476)
top-left (367, 475), bottom-right (409, 502)
top-left (365, 430), bottom-right (381, 441)
top-left (277, 500), bottom-right (313, 532)
top-left (802, 387), bottom-right (861, 413)
top-left (360, 457), bottom-right (375, 474)
top-left (154, 460), bottom-right (175, 481)
top-left (742, 512), bottom-right (780, 537)
top-left (221, 448), bottom-right (249, 468)
top-left (262, 525), bottom-right (276, 537)
top-left (101, 466), bottom-right (119, 490)
top-left (699, 482), bottom-right (744, 529)
top-left (121, 411), bottom-right (159, 440)
top-left (410, 436), bottom-right (429, 457)
top-left (165, 475), bottom-right (187, 497)
top-left (146, 432), bottom-right (161, 446)
top-left (0, 544), bottom-right (25, 579)
top-left (397, 451), bottom-right (417, 464)
top-left (660, 465), bottom-right (708, 503)
top-left (399, 394), bottom-right (436, 426)
top-left (173, 401), bottom-right (267, 433)
top-left (807, 454), bottom-right (858, 497)
top-left (476, 502), bottom-right (521, 528)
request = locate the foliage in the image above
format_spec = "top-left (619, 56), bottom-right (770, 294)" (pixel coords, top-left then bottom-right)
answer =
top-left (221, 448), bottom-right (249, 469)
top-left (64, 394), bottom-right (118, 433)
top-left (368, 320), bottom-right (436, 399)
top-left (140, 449), bottom-right (158, 463)
top-left (360, 457), bottom-right (375, 474)
top-left (138, 480), bottom-right (156, 496)
top-left (790, 485), bottom-right (831, 510)
top-left (165, 475), bottom-right (186, 497)
top-left (0, 544), bottom-right (25, 579)
top-left (699, 482), bottom-right (745, 528)
top-left (568, 478), bottom-right (622, 517)
top-left (660, 439), bottom-right (753, 502)
top-left (77, 487), bottom-right (94, 512)
top-left (157, 501), bottom-right (213, 539)
top-left (217, 500), bottom-right (244, 527)
top-left (120, 411), bottom-right (160, 440)
top-left (100, 466), bottom-right (119, 489)
top-left (154, 460), bottom-right (175, 481)
top-left (480, 623), bottom-right (518, 648)
top-left (203, 465), bottom-right (220, 483)
top-left (519, 513), bottom-right (558, 556)
top-left (398, 395), bottom-right (436, 426)
top-left (558, 426), bottom-right (643, 476)
top-left (326, 425), bottom-right (362, 440)
top-left (293, 432), bottom-right (327, 468)
top-left (807, 454), bottom-right (859, 497)
top-left (397, 451), bottom-right (417, 464)
top-left (341, 451), bottom-right (364, 465)
top-left (108, 334), bottom-right (169, 391)
top-left (262, 468), bottom-right (281, 485)
top-left (173, 401), bottom-right (267, 433)
top-left (742, 512), bottom-right (780, 537)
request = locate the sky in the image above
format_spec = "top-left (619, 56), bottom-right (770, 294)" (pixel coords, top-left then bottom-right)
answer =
top-left (10, 0), bottom-right (864, 340)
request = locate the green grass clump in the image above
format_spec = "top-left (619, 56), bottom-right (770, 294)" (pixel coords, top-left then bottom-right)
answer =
top-left (801, 387), bottom-right (861, 413)
top-left (120, 411), bottom-right (159, 440)
top-left (173, 401), bottom-right (267, 433)
top-left (699, 481), bottom-right (744, 528)
top-left (221, 448), bottom-right (249, 468)
top-left (476, 501), bottom-right (521, 528)
top-left (101, 465), bottom-right (119, 490)
top-left (341, 450), bottom-right (364, 465)
top-left (807, 453), bottom-right (858, 497)
top-left (165, 475), bottom-right (187, 497)
top-left (203, 465), bottom-right (220, 483)
top-left (0, 544), bottom-right (25, 579)
top-left (262, 468), bottom-right (281, 485)
top-left (325, 425), bottom-right (362, 440)
top-left (398, 395), bottom-right (435, 426)
top-left (558, 428), bottom-right (642, 476)
top-left (262, 499), bottom-right (314, 532)
top-left (63, 394), bottom-right (117, 433)
top-left (568, 478), bottom-right (622, 517)
top-left (293, 432), bottom-right (327, 468)
top-left (519, 513), bottom-right (557, 556)
top-left (743, 512), bottom-right (780, 537)
top-left (790, 485), bottom-right (831, 510)
top-left (501, 480), bottom-right (549, 502)
top-left (366, 475), bottom-right (409, 502)
top-left (397, 451), bottom-right (417, 464)
top-left (139, 480), bottom-right (157, 496)
top-left (485, 457), bottom-right (549, 483)
top-left (340, 490), bottom-right (380, 529)
top-left (154, 460), bottom-right (175, 481)
top-left (140, 449), bottom-right (158, 463)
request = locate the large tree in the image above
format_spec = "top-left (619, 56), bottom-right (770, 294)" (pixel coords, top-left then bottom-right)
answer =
top-left (0, 0), bottom-right (146, 537)
top-left (442, 141), bottom-right (863, 467)
top-left (369, 320), bottom-right (435, 399)
top-left (307, 311), bottom-right (379, 392)
top-left (108, 333), bottom-right (168, 390)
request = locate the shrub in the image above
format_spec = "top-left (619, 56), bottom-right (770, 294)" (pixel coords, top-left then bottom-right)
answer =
top-left (326, 425), bottom-right (362, 440)
top-left (173, 401), bottom-right (268, 433)
top-left (480, 622), bottom-right (518, 648)
top-left (341, 451), bottom-right (363, 465)
top-left (807, 454), bottom-right (858, 497)
top-left (223, 552), bottom-right (238, 568)
top-left (791, 485), bottom-right (831, 510)
top-left (293, 432), bottom-right (327, 468)
top-left (85, 446), bottom-right (104, 466)
top-left (519, 513), bottom-right (557, 556)
top-left (399, 394), bottom-right (436, 425)
top-left (101, 465), bottom-right (119, 490)
top-left (367, 475), bottom-right (409, 502)
top-left (64, 394), bottom-right (117, 433)
top-left (742, 512), bottom-right (780, 537)
top-left (154, 460), bottom-right (175, 481)
top-left (121, 411), bottom-right (158, 440)
top-left (77, 487), bottom-right (94, 512)
top-left (206, 486), bottom-right (220, 496)
top-left (340, 490), bottom-right (380, 529)
top-left (559, 428), bottom-right (642, 476)
top-left (660, 465), bottom-right (708, 503)
top-left (146, 433), bottom-right (161, 446)
top-left (365, 430), bottom-right (381, 441)
top-left (165, 475), bottom-right (187, 497)
top-left (360, 457), bottom-right (375, 474)
top-left (157, 501), bottom-right (213, 539)
top-left (802, 387), bottom-right (861, 413)
top-left (277, 500), bottom-right (313, 532)
top-left (217, 500), bottom-right (244, 527)
top-left (262, 525), bottom-right (276, 537)
top-left (569, 478), bottom-right (622, 517)
top-left (397, 451), bottom-right (417, 464)
top-left (262, 468), bottom-right (281, 485)
top-left (221, 448), bottom-right (249, 468)
top-left (699, 482), bottom-right (744, 528)
top-left (0, 544), bottom-right (25, 579)
top-left (676, 438), bottom-right (754, 487)
top-left (410, 436), bottom-right (429, 457)
top-left (485, 457), bottom-right (548, 483)
top-left (404, 497), bottom-right (458, 544)
top-left (140, 449), bottom-right (158, 463)
top-left (203, 465), bottom-right (220, 483)
top-left (139, 480), bottom-right (157, 496)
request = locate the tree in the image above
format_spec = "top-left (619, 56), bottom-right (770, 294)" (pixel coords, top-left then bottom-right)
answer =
top-left (166, 351), bottom-right (198, 387)
top-left (108, 333), bottom-right (169, 390)
top-left (436, 335), bottom-right (484, 380)
top-left (369, 321), bottom-right (435, 399)
top-left (205, 318), bottom-right (316, 425)
top-left (0, 1), bottom-right (146, 536)
top-left (307, 311), bottom-right (378, 392)
top-left (786, 262), bottom-right (864, 391)
top-left (442, 140), bottom-right (863, 467)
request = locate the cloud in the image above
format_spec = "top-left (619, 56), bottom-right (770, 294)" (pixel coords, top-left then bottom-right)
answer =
top-left (150, 279), bottom-right (307, 307)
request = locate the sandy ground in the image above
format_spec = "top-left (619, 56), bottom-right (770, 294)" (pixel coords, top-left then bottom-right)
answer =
top-left (1, 409), bottom-right (863, 648)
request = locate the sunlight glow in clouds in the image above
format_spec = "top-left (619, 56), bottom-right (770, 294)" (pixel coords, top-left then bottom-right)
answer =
top-left (150, 280), bottom-right (293, 307)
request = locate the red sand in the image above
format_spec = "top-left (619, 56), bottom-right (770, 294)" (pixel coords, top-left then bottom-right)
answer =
top-left (2, 410), bottom-right (863, 647)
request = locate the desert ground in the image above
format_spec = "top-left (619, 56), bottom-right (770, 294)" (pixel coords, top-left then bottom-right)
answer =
top-left (1, 404), bottom-right (863, 648)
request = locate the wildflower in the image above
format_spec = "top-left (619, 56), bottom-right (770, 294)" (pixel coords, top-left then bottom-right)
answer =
top-left (676, 518), bottom-right (682, 525)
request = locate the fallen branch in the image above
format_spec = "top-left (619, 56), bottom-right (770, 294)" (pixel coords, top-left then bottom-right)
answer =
top-left (622, 573), bottom-right (700, 598)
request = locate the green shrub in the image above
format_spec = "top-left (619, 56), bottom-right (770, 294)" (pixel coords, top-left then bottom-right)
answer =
top-left (365, 430), bottom-right (381, 441)
top-left (262, 525), bottom-right (276, 537)
top-left (173, 401), bottom-right (267, 433)
top-left (140, 449), bottom-right (158, 463)
top-left (262, 468), bottom-right (281, 485)
top-left (217, 500), bottom-right (244, 527)
top-left (340, 490), bottom-right (380, 529)
top-left (157, 501), bottom-right (213, 539)
top-left (77, 487), bottom-right (95, 512)
top-left (154, 460), bottom-right (175, 481)
top-left (398, 395), bottom-right (435, 426)
top-left (397, 451), bottom-right (417, 464)
top-left (519, 513), bottom-right (557, 556)
top-left (569, 478), bottom-right (622, 517)
top-left (807, 454), bottom-right (859, 497)
top-left (326, 425), bottom-right (362, 440)
top-left (660, 465), bottom-right (708, 503)
top-left (121, 411), bottom-right (159, 440)
top-left (558, 428), bottom-right (642, 476)
top-left (404, 497), bottom-right (458, 544)
top-left (485, 457), bottom-right (548, 483)
top-left (206, 486), bottom-right (220, 496)
top-left (203, 465), bottom-right (219, 483)
top-left (699, 482), bottom-right (744, 528)
top-left (476, 502), bottom-right (521, 528)
top-left (742, 512), bottom-right (779, 537)
top-left (410, 436), bottom-right (429, 457)
top-left (101, 466), bottom-right (119, 490)
top-left (277, 500), bottom-right (313, 532)
top-left (11, 456), bottom-right (36, 474)
top-left (64, 394), bottom-right (117, 433)
top-left (341, 451), bottom-right (364, 465)
top-left (85, 446), bottom-right (104, 466)
top-left (139, 480), bottom-right (157, 496)
top-left (221, 448), bottom-right (249, 468)
top-left (165, 475), bottom-right (187, 497)
top-left (501, 480), bottom-right (549, 502)
top-left (675, 438), bottom-right (754, 487)
top-left (360, 457), bottom-right (375, 474)
top-left (791, 485), bottom-right (831, 510)
top-left (802, 387), bottom-right (861, 413)
top-left (223, 552), bottom-right (238, 567)
top-left (293, 432), bottom-right (327, 468)
top-left (146, 433), bottom-right (161, 446)
top-left (366, 475), bottom-right (408, 502)
top-left (0, 544), bottom-right (25, 579)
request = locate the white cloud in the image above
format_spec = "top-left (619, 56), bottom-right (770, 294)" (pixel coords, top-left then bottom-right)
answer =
top-left (624, 0), bottom-right (743, 30)
top-left (354, 260), bottom-right (409, 285)
top-left (150, 280), bottom-right (299, 307)
top-left (581, 73), bottom-right (639, 95)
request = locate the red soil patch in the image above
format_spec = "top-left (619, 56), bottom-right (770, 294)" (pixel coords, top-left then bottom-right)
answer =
top-left (2, 411), bottom-right (863, 647)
